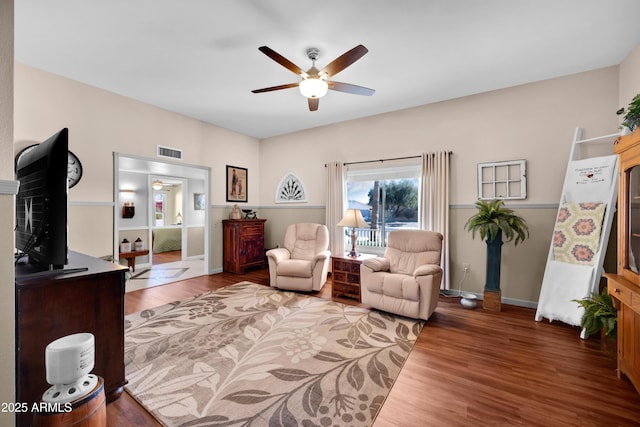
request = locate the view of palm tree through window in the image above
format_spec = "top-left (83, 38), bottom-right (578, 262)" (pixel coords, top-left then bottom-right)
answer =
top-left (346, 177), bottom-right (420, 251)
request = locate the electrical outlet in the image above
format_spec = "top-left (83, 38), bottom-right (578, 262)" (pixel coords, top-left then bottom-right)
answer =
top-left (463, 263), bottom-right (470, 273)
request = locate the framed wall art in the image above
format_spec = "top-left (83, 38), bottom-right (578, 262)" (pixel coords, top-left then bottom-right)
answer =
top-left (194, 193), bottom-right (205, 210)
top-left (226, 165), bottom-right (247, 202)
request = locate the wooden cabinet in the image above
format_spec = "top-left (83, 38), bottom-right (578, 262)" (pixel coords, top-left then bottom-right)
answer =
top-left (605, 275), bottom-right (640, 393)
top-left (15, 251), bottom-right (128, 426)
top-left (604, 127), bottom-right (640, 394)
top-left (223, 219), bottom-right (266, 273)
top-left (331, 254), bottom-right (375, 301)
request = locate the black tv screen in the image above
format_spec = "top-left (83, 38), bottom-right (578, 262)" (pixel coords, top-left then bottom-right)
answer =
top-left (15, 128), bottom-right (69, 270)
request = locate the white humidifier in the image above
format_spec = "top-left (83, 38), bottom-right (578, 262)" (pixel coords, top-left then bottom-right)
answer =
top-left (41, 333), bottom-right (99, 404)
top-left (460, 292), bottom-right (478, 309)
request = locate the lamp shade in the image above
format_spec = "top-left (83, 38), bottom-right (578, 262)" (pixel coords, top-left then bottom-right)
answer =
top-left (337, 209), bottom-right (369, 228)
top-left (152, 179), bottom-right (163, 190)
top-left (299, 78), bottom-right (328, 99)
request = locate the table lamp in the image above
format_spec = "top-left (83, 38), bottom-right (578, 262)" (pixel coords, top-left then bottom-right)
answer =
top-left (337, 208), bottom-right (369, 257)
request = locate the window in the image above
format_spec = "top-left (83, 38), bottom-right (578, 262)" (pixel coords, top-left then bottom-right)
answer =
top-left (477, 160), bottom-right (527, 200)
top-left (345, 159), bottom-right (421, 253)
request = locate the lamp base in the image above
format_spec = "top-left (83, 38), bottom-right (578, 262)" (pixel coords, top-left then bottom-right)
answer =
top-left (348, 229), bottom-right (358, 258)
top-left (347, 250), bottom-right (358, 258)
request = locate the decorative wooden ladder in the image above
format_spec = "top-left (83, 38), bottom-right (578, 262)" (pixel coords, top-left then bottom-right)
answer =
top-left (535, 127), bottom-right (620, 338)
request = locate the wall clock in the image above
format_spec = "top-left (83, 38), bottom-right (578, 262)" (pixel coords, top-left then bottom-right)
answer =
top-left (15, 144), bottom-right (84, 189)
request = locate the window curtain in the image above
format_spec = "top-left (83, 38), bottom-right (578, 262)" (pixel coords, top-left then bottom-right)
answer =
top-left (326, 161), bottom-right (346, 259)
top-left (420, 151), bottom-right (451, 289)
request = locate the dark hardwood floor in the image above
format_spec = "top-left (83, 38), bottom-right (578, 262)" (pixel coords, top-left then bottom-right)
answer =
top-left (108, 268), bottom-right (640, 426)
top-left (151, 250), bottom-right (181, 265)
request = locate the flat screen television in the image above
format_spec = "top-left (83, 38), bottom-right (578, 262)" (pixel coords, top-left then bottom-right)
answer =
top-left (15, 128), bottom-right (69, 270)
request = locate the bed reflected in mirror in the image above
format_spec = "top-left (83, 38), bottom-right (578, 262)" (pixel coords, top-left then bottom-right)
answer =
top-left (152, 181), bottom-right (183, 265)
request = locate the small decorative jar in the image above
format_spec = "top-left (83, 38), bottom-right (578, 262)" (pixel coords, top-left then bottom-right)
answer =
top-left (134, 237), bottom-right (144, 251)
top-left (120, 238), bottom-right (131, 253)
top-left (230, 204), bottom-right (242, 219)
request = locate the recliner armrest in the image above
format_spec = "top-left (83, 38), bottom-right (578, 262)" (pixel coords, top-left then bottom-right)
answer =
top-left (362, 257), bottom-right (390, 272)
top-left (313, 250), bottom-right (331, 263)
top-left (266, 247), bottom-right (291, 264)
top-left (414, 264), bottom-right (442, 277)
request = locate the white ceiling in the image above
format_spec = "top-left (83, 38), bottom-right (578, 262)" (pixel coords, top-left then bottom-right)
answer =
top-left (14, 1), bottom-right (640, 140)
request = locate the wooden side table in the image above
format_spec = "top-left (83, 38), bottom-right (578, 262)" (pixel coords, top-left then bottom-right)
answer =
top-left (331, 254), bottom-right (376, 302)
top-left (119, 249), bottom-right (149, 272)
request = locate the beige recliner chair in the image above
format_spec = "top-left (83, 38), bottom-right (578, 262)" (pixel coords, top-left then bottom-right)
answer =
top-left (361, 230), bottom-right (443, 320)
top-left (266, 223), bottom-right (331, 292)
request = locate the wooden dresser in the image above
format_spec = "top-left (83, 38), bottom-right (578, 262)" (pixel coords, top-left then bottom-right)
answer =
top-left (223, 219), bottom-right (266, 273)
top-left (15, 251), bottom-right (128, 426)
top-left (604, 127), bottom-right (640, 394)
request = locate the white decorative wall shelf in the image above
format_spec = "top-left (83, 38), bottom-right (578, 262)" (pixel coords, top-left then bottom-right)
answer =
top-left (275, 172), bottom-right (307, 203)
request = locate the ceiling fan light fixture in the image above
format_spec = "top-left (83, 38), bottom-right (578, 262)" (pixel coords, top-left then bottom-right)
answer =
top-left (152, 179), bottom-right (164, 190)
top-left (299, 78), bottom-right (328, 99)
top-left (253, 45), bottom-right (373, 110)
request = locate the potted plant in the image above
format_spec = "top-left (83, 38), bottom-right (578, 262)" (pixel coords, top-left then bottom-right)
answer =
top-left (574, 290), bottom-right (617, 358)
top-left (464, 199), bottom-right (529, 311)
top-left (617, 93), bottom-right (640, 133)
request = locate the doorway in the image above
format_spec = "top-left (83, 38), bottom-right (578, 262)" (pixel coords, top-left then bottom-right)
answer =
top-left (114, 153), bottom-right (211, 286)
top-left (150, 176), bottom-right (186, 265)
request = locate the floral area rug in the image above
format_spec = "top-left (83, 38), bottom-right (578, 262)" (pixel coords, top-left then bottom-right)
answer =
top-left (124, 282), bottom-right (423, 427)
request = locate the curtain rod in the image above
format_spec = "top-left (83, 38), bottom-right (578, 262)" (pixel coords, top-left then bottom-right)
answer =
top-left (344, 155), bottom-right (420, 166)
top-left (324, 152), bottom-right (453, 167)
top-left (343, 151), bottom-right (453, 166)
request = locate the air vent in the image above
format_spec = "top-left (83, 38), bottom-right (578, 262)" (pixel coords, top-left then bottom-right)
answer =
top-left (157, 145), bottom-right (183, 160)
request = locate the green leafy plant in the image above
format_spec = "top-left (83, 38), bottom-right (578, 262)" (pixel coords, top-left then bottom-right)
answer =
top-left (574, 290), bottom-right (617, 338)
top-left (617, 93), bottom-right (640, 131)
top-left (464, 199), bottom-right (529, 245)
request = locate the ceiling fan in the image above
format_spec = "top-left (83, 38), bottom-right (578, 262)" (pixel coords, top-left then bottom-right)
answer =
top-left (251, 44), bottom-right (375, 111)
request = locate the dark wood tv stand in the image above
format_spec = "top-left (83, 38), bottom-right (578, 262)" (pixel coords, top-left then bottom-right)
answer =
top-left (15, 251), bottom-right (128, 426)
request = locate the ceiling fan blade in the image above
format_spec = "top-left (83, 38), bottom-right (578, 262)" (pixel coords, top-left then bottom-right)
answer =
top-left (320, 45), bottom-right (368, 77)
top-left (308, 98), bottom-right (319, 111)
top-left (258, 46), bottom-right (308, 78)
top-left (251, 82), bottom-right (299, 93)
top-left (328, 81), bottom-right (375, 96)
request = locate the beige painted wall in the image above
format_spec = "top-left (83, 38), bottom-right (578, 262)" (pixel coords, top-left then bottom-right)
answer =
top-left (259, 67), bottom-right (622, 305)
top-left (259, 207), bottom-right (326, 249)
top-left (620, 44), bottom-right (640, 116)
top-left (0, 0), bottom-right (15, 426)
top-left (186, 226), bottom-right (205, 257)
top-left (14, 64), bottom-right (260, 204)
top-left (0, 0), bottom-right (15, 424)
top-left (210, 207), bottom-right (227, 272)
top-left (14, 63), bottom-right (261, 270)
top-left (259, 67), bottom-right (619, 206)
top-left (69, 204), bottom-right (114, 257)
